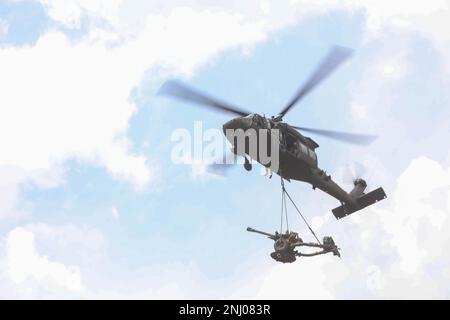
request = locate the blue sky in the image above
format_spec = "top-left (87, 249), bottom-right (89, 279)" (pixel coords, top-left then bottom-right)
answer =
top-left (0, 0), bottom-right (48, 45)
top-left (1, 1), bottom-right (450, 299)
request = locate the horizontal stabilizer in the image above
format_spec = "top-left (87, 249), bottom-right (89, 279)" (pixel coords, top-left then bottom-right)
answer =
top-left (332, 187), bottom-right (387, 219)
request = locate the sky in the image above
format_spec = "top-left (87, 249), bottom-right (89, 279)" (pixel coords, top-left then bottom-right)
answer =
top-left (0, 0), bottom-right (450, 299)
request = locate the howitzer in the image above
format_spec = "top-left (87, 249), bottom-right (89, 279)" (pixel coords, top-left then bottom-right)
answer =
top-left (247, 227), bottom-right (340, 263)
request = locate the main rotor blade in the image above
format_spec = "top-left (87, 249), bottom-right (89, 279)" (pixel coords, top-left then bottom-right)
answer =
top-left (278, 46), bottom-right (353, 118)
top-left (158, 80), bottom-right (251, 117)
top-left (292, 126), bottom-right (377, 146)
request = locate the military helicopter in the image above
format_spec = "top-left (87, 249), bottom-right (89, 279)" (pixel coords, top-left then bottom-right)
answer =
top-left (159, 46), bottom-right (386, 219)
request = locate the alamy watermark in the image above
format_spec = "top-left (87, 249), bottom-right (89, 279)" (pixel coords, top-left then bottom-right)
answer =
top-left (171, 121), bottom-right (280, 173)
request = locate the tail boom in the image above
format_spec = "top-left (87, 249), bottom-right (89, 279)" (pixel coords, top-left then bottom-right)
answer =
top-left (332, 187), bottom-right (387, 219)
top-left (309, 169), bottom-right (387, 219)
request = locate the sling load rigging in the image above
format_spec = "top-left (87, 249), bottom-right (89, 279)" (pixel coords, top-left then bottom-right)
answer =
top-left (159, 46), bottom-right (388, 263)
top-left (247, 178), bottom-right (340, 263)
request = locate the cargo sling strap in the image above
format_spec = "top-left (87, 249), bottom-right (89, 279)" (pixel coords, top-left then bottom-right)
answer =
top-left (246, 178), bottom-right (340, 263)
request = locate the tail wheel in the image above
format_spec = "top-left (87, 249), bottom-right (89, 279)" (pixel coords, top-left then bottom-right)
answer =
top-left (244, 158), bottom-right (252, 171)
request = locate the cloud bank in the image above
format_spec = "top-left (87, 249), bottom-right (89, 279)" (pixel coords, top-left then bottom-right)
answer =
top-left (255, 157), bottom-right (450, 299)
top-left (1, 0), bottom-right (450, 298)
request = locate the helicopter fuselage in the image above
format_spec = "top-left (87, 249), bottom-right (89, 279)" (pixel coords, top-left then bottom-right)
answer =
top-left (223, 113), bottom-right (358, 207)
top-left (158, 45), bottom-right (386, 218)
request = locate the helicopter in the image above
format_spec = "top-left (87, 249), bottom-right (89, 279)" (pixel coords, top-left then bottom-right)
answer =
top-left (158, 46), bottom-right (386, 219)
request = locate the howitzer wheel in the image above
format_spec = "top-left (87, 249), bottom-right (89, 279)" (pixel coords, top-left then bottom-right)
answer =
top-left (270, 251), bottom-right (296, 263)
top-left (274, 238), bottom-right (289, 252)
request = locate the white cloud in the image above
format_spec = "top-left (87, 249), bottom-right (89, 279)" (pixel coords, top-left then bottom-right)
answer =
top-left (6, 227), bottom-right (84, 293)
top-left (32, 1), bottom-right (450, 52)
top-left (3, 0), bottom-right (443, 197)
top-left (2, 0), bottom-right (449, 299)
top-left (24, 223), bottom-right (107, 267)
top-left (0, 2), bottom-right (293, 218)
top-left (0, 31), bottom-right (153, 189)
top-left (0, 167), bottom-right (27, 219)
top-left (37, 0), bottom-right (122, 29)
top-left (2, 157), bottom-right (448, 299)
top-left (0, 223), bottom-right (106, 297)
top-left (254, 156), bottom-right (450, 299)
top-left (350, 42), bottom-right (411, 121)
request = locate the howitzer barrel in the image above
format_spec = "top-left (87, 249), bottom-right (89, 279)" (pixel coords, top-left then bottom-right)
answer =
top-left (246, 227), bottom-right (277, 240)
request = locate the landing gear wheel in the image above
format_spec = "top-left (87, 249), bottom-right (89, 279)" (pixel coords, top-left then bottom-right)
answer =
top-left (244, 158), bottom-right (252, 171)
